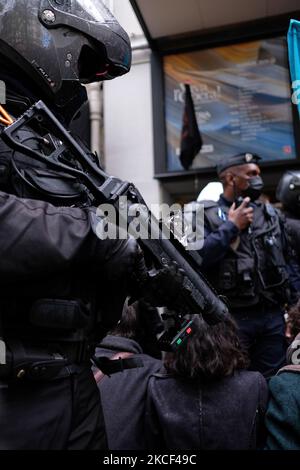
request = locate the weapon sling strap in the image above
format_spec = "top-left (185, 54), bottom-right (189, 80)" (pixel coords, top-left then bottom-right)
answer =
top-left (93, 352), bottom-right (144, 384)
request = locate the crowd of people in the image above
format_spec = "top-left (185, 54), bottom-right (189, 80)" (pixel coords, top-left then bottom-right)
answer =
top-left (92, 158), bottom-right (300, 451)
top-left (0, 0), bottom-right (300, 452)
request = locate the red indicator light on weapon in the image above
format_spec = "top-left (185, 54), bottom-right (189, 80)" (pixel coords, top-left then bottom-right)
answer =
top-left (186, 328), bottom-right (192, 334)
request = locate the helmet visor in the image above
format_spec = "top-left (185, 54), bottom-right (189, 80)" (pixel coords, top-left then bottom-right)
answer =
top-left (39, 0), bottom-right (131, 80)
top-left (47, 0), bottom-right (117, 24)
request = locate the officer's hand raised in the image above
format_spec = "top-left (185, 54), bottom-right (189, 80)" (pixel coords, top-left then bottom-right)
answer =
top-left (228, 197), bottom-right (254, 231)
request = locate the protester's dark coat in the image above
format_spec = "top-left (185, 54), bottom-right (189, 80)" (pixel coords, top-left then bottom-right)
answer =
top-left (265, 370), bottom-right (300, 450)
top-left (95, 335), bottom-right (162, 450)
top-left (145, 369), bottom-right (268, 450)
top-left (265, 334), bottom-right (300, 450)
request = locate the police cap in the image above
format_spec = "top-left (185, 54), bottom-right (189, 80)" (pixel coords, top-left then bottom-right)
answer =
top-left (216, 153), bottom-right (261, 175)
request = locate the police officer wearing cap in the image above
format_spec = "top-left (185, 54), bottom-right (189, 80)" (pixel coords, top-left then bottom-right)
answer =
top-left (198, 153), bottom-right (292, 378)
top-left (0, 0), bottom-right (152, 450)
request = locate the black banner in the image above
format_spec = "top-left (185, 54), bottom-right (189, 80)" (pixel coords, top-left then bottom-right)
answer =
top-left (179, 84), bottom-right (202, 170)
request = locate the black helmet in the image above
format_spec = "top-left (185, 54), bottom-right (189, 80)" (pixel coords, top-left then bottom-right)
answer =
top-left (0, 0), bottom-right (132, 108)
top-left (276, 170), bottom-right (300, 214)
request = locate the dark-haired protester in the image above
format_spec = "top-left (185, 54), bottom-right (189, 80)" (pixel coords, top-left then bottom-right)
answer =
top-left (265, 300), bottom-right (300, 450)
top-left (285, 299), bottom-right (300, 348)
top-left (145, 316), bottom-right (268, 450)
top-left (94, 300), bottom-right (163, 450)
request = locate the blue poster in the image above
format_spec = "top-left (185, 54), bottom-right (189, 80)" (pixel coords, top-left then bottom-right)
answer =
top-left (164, 37), bottom-right (297, 172)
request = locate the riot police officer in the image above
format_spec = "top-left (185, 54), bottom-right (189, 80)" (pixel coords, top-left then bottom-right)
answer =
top-left (0, 0), bottom-right (147, 450)
top-left (276, 170), bottom-right (300, 294)
top-left (199, 153), bottom-right (291, 378)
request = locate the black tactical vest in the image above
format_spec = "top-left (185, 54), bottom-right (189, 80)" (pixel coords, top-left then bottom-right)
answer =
top-left (0, 111), bottom-right (103, 350)
top-left (202, 200), bottom-right (290, 309)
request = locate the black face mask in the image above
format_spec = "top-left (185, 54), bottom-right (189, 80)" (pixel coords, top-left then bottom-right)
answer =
top-left (241, 176), bottom-right (264, 202)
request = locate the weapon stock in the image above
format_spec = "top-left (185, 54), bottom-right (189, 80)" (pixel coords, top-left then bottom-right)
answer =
top-left (1, 100), bottom-right (229, 326)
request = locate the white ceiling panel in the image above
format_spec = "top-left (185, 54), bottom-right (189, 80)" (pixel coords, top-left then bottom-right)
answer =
top-left (134, 0), bottom-right (300, 39)
top-left (267, 0), bottom-right (300, 16)
top-left (136, 0), bottom-right (204, 38)
top-left (200, 0), bottom-right (267, 29)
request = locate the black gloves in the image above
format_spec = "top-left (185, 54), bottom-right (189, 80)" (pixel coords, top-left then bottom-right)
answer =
top-left (84, 207), bottom-right (146, 283)
top-left (91, 236), bottom-right (147, 283)
top-left (89, 234), bottom-right (187, 311)
top-left (136, 261), bottom-right (187, 311)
